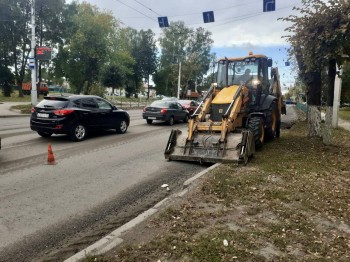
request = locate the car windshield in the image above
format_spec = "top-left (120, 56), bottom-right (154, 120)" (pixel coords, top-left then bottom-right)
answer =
top-left (36, 98), bottom-right (69, 109)
top-left (150, 101), bottom-right (171, 108)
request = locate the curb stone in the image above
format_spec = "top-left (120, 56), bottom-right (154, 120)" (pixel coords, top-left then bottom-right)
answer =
top-left (64, 163), bottom-right (221, 262)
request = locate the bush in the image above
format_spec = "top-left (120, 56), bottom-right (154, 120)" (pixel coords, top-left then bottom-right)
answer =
top-left (1, 82), bottom-right (13, 97)
top-left (88, 82), bottom-right (106, 97)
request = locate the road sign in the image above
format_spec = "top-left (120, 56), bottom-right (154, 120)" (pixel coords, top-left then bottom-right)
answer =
top-left (28, 57), bottom-right (35, 69)
top-left (36, 46), bottom-right (52, 60)
top-left (203, 11), bottom-right (215, 23)
top-left (285, 61), bottom-right (290, 66)
top-left (158, 17), bottom-right (169, 28)
top-left (263, 0), bottom-right (276, 12)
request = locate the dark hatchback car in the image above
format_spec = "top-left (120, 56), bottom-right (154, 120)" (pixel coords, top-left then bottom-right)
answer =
top-left (142, 100), bottom-right (189, 125)
top-left (30, 95), bottom-right (130, 141)
top-left (177, 99), bottom-right (201, 115)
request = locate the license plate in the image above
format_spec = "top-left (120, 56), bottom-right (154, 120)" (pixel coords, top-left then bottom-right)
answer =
top-left (148, 117), bottom-right (156, 120)
top-left (37, 113), bottom-right (49, 118)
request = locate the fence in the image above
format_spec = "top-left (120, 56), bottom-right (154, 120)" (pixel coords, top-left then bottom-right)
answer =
top-left (296, 102), bottom-right (308, 113)
top-left (108, 97), bottom-right (155, 109)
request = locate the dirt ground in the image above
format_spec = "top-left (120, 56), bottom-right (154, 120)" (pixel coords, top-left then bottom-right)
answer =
top-left (85, 110), bottom-right (350, 262)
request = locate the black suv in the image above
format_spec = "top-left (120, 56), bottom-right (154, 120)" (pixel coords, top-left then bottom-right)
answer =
top-left (30, 95), bottom-right (130, 141)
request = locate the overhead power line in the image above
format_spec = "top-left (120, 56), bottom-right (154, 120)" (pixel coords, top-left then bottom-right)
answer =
top-left (113, 0), bottom-right (157, 22)
top-left (132, 0), bottom-right (162, 16)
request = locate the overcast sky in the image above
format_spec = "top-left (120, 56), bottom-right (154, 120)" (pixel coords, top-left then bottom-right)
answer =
top-left (74, 0), bottom-right (303, 89)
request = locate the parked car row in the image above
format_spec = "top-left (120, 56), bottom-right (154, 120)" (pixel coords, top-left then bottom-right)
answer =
top-left (30, 95), bottom-right (200, 141)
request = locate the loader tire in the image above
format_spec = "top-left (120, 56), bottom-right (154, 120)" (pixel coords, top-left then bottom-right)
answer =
top-left (265, 102), bottom-right (279, 140)
top-left (276, 120), bottom-right (281, 138)
top-left (247, 117), bottom-right (265, 149)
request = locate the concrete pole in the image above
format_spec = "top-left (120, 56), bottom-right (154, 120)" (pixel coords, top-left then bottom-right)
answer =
top-left (30, 0), bottom-right (37, 105)
top-left (177, 61), bottom-right (181, 99)
top-left (332, 65), bottom-right (343, 128)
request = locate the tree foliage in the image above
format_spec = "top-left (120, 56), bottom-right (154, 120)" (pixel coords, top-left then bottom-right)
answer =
top-left (156, 21), bottom-right (213, 96)
top-left (57, 3), bottom-right (119, 93)
top-left (281, 0), bottom-right (350, 106)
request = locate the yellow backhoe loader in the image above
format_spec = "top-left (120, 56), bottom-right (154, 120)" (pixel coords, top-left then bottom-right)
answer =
top-left (164, 53), bottom-right (285, 164)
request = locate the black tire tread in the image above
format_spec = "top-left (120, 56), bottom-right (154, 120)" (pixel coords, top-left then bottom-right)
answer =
top-left (247, 117), bottom-right (264, 149)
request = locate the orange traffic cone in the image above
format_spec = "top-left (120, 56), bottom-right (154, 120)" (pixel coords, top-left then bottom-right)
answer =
top-left (47, 143), bottom-right (57, 165)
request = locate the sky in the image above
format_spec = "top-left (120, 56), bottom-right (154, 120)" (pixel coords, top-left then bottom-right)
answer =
top-left (73, 0), bottom-right (303, 92)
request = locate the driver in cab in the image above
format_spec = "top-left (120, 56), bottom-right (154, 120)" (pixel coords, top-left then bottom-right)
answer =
top-left (239, 69), bottom-right (253, 83)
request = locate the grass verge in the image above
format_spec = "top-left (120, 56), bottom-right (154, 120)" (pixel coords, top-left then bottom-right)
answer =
top-left (82, 115), bottom-right (350, 262)
top-left (339, 107), bottom-right (350, 121)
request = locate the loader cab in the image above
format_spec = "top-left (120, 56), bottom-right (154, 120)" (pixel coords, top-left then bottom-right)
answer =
top-left (216, 55), bottom-right (272, 106)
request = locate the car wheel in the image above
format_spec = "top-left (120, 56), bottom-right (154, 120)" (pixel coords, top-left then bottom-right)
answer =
top-left (69, 123), bottom-right (87, 142)
top-left (116, 119), bottom-right (128, 134)
top-left (147, 119), bottom-right (153, 125)
top-left (37, 131), bottom-right (53, 137)
top-left (168, 116), bottom-right (174, 126)
top-left (184, 114), bottom-right (189, 123)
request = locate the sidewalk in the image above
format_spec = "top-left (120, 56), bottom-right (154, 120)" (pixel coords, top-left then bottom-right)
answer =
top-left (0, 102), bottom-right (31, 118)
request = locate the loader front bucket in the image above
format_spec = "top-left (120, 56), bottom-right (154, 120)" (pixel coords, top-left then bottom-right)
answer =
top-left (164, 129), bottom-right (255, 164)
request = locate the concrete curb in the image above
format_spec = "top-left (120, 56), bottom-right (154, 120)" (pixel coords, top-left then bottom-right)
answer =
top-left (0, 114), bottom-right (30, 118)
top-left (64, 163), bottom-right (221, 262)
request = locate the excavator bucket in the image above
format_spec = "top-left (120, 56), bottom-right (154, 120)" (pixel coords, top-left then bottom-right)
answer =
top-left (164, 129), bottom-right (255, 164)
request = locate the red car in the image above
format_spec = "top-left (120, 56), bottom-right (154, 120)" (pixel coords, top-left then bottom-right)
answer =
top-left (177, 100), bottom-right (201, 115)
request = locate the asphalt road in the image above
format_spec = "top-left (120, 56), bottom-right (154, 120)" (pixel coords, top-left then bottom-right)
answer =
top-left (0, 110), bottom-right (208, 261)
top-left (0, 106), bottom-right (297, 261)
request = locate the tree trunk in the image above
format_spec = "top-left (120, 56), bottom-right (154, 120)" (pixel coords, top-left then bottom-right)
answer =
top-left (327, 59), bottom-right (336, 106)
top-left (307, 105), bottom-right (321, 137)
top-left (306, 71), bottom-right (322, 137)
top-left (323, 60), bottom-right (337, 145)
top-left (323, 106), bottom-right (332, 145)
top-left (147, 76), bottom-right (150, 99)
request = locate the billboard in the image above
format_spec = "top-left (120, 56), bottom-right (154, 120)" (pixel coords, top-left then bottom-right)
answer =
top-left (36, 47), bottom-right (52, 60)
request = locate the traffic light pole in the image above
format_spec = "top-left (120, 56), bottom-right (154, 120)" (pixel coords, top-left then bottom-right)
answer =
top-left (30, 0), bottom-right (37, 105)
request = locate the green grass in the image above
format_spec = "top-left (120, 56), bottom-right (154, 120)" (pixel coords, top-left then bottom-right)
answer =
top-left (11, 104), bottom-right (32, 114)
top-left (339, 107), bottom-right (350, 121)
top-left (86, 119), bottom-right (350, 262)
top-left (0, 92), bottom-right (32, 102)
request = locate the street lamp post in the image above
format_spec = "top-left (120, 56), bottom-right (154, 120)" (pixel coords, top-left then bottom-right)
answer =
top-left (177, 61), bottom-right (181, 99)
top-left (30, 0), bottom-right (37, 105)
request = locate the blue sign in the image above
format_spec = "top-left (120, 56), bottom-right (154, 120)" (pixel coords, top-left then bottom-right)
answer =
top-left (203, 11), bottom-right (215, 23)
top-left (263, 0), bottom-right (276, 12)
top-left (285, 61), bottom-right (290, 66)
top-left (28, 57), bottom-right (35, 69)
top-left (158, 17), bottom-right (169, 28)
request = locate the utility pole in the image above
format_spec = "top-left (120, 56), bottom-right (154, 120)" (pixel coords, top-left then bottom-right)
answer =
top-left (177, 61), bottom-right (181, 99)
top-left (332, 65), bottom-right (343, 128)
top-left (30, 0), bottom-right (37, 105)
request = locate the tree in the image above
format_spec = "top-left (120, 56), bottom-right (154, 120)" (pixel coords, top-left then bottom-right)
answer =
top-left (0, 61), bottom-right (14, 96)
top-left (57, 3), bottom-right (119, 94)
top-left (0, 0), bottom-right (31, 97)
top-left (157, 21), bottom-right (214, 97)
top-left (35, 0), bottom-right (65, 91)
top-left (136, 29), bottom-right (158, 98)
top-left (282, 0), bottom-right (350, 140)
